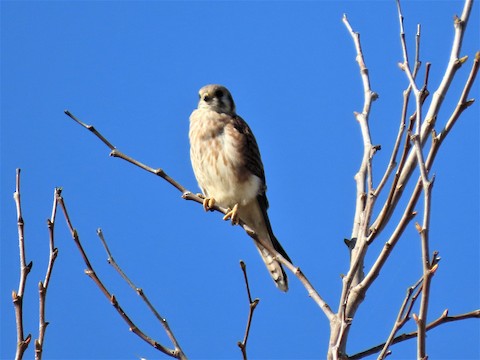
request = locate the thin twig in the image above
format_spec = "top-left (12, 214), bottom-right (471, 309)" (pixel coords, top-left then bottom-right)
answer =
top-left (64, 110), bottom-right (334, 322)
top-left (435, 51), bottom-right (479, 147)
top-left (372, 23), bottom-right (421, 235)
top-left (349, 309), bottom-right (480, 359)
top-left (56, 193), bottom-right (184, 359)
top-left (378, 276), bottom-right (423, 359)
top-left (64, 110), bottom-right (188, 195)
top-left (97, 229), bottom-right (187, 358)
top-left (13, 168), bottom-right (32, 360)
top-left (237, 261), bottom-right (260, 360)
top-left (35, 188), bottom-right (61, 360)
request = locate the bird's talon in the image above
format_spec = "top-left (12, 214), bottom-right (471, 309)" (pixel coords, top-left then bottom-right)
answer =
top-left (223, 204), bottom-right (239, 225)
top-left (202, 197), bottom-right (215, 212)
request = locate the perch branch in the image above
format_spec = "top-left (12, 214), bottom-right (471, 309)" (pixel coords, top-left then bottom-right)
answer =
top-left (64, 110), bottom-right (334, 322)
top-left (35, 188), bottom-right (61, 360)
top-left (237, 261), bottom-right (260, 360)
top-left (96, 229), bottom-right (186, 358)
top-left (56, 193), bottom-right (185, 359)
top-left (64, 110), bottom-right (188, 195)
top-left (13, 168), bottom-right (32, 360)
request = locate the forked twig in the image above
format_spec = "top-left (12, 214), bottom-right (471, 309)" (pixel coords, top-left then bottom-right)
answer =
top-left (378, 275), bottom-right (424, 359)
top-left (96, 229), bottom-right (186, 357)
top-left (237, 261), bottom-right (260, 360)
top-left (56, 192), bottom-right (186, 359)
top-left (13, 169), bottom-right (33, 360)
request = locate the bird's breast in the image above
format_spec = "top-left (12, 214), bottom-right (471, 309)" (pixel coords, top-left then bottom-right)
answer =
top-left (189, 109), bottom-right (261, 208)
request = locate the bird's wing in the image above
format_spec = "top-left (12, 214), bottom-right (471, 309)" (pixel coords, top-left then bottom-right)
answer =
top-left (231, 115), bottom-right (267, 190)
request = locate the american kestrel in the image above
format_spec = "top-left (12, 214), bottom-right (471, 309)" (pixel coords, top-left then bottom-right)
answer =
top-left (189, 84), bottom-right (291, 292)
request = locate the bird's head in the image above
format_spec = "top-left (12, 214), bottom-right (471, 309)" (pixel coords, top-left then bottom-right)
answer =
top-left (197, 84), bottom-right (236, 115)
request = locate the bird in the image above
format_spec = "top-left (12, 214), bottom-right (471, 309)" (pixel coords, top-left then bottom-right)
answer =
top-left (189, 84), bottom-right (292, 292)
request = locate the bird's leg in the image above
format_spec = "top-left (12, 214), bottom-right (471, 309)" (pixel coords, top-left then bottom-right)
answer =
top-left (197, 193), bottom-right (216, 212)
top-left (223, 203), bottom-right (239, 225)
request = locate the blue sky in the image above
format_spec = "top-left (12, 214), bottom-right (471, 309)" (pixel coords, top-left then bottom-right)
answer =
top-left (1, 1), bottom-right (478, 359)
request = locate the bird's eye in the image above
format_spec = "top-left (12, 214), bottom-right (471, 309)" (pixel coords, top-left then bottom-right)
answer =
top-left (214, 89), bottom-right (224, 98)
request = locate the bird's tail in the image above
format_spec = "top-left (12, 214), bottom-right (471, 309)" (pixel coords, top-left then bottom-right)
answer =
top-left (238, 197), bottom-right (292, 292)
top-left (255, 239), bottom-right (289, 292)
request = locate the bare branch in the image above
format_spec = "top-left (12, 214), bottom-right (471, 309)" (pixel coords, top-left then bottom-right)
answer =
top-left (349, 309), bottom-right (480, 359)
top-left (362, 51), bottom-right (478, 295)
top-left (97, 229), bottom-right (187, 359)
top-left (341, 15), bottom-right (378, 276)
top-left (13, 168), bottom-right (32, 360)
top-left (56, 193), bottom-right (185, 359)
top-left (237, 261), bottom-right (260, 360)
top-left (371, 0), bottom-right (476, 234)
top-left (435, 51), bottom-right (479, 146)
top-left (35, 188), bottom-right (61, 360)
top-left (342, 12), bottom-right (378, 288)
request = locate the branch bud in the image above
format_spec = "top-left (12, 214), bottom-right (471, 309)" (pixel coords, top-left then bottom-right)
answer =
top-left (458, 55), bottom-right (468, 64)
top-left (415, 222), bottom-right (422, 233)
top-left (412, 313), bottom-right (419, 323)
